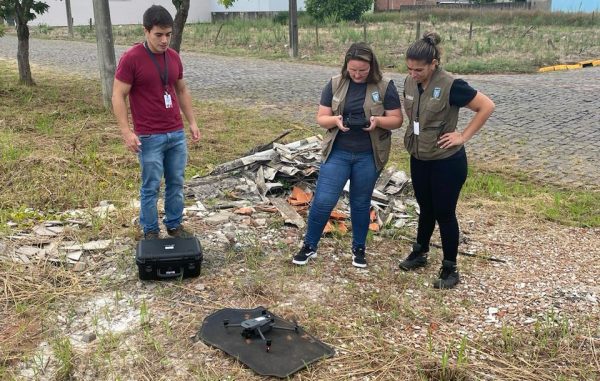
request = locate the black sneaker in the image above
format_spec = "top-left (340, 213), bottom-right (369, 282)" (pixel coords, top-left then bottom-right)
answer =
top-left (399, 243), bottom-right (428, 271)
top-left (144, 231), bottom-right (160, 240)
top-left (167, 225), bottom-right (194, 238)
top-left (292, 244), bottom-right (317, 265)
top-left (352, 247), bottom-right (367, 268)
top-left (433, 260), bottom-right (460, 289)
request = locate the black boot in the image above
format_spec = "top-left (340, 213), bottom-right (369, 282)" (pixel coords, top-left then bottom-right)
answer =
top-left (399, 243), bottom-right (428, 271)
top-left (433, 260), bottom-right (460, 289)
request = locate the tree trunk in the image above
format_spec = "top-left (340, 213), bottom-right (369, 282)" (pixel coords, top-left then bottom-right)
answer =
top-left (16, 21), bottom-right (34, 86)
top-left (288, 0), bottom-right (298, 58)
top-left (92, 0), bottom-right (116, 110)
top-left (65, 0), bottom-right (74, 38)
top-left (170, 0), bottom-right (190, 53)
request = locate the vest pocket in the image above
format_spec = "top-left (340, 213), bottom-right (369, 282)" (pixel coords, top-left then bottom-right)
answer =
top-left (370, 103), bottom-right (385, 117)
top-left (418, 122), bottom-right (445, 157)
top-left (374, 131), bottom-right (391, 170)
top-left (425, 100), bottom-right (446, 122)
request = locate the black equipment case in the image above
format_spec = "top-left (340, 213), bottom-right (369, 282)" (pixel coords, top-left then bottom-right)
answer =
top-left (136, 237), bottom-right (203, 280)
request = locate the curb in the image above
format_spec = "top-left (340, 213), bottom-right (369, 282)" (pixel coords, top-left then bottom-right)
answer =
top-left (539, 59), bottom-right (600, 72)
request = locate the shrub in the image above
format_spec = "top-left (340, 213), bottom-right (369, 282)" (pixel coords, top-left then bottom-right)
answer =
top-left (272, 11), bottom-right (288, 25)
top-left (306, 0), bottom-right (373, 22)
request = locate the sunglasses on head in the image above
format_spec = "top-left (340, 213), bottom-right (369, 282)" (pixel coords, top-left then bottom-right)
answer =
top-left (346, 47), bottom-right (372, 58)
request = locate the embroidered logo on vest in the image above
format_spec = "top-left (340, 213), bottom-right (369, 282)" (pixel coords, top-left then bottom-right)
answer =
top-left (371, 91), bottom-right (380, 102)
top-left (432, 87), bottom-right (442, 99)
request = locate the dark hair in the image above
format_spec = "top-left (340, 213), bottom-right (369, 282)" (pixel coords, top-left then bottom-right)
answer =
top-left (341, 42), bottom-right (382, 84)
top-left (406, 32), bottom-right (442, 65)
top-left (143, 5), bottom-right (173, 31)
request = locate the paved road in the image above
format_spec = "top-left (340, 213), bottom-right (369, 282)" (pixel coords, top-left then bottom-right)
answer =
top-left (1, 36), bottom-right (598, 189)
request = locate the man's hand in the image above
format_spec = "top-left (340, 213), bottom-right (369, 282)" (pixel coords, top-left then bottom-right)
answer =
top-left (189, 122), bottom-right (201, 143)
top-left (122, 130), bottom-right (141, 153)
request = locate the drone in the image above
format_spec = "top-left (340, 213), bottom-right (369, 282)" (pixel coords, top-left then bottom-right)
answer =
top-left (223, 309), bottom-right (299, 352)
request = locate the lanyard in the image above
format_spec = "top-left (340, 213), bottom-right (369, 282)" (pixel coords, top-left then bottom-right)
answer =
top-left (415, 83), bottom-right (423, 122)
top-left (144, 42), bottom-right (168, 90)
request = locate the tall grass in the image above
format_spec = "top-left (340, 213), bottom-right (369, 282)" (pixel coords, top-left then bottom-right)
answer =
top-left (364, 8), bottom-right (600, 27)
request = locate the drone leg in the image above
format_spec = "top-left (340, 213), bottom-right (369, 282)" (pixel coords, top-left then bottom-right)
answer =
top-left (257, 328), bottom-right (271, 352)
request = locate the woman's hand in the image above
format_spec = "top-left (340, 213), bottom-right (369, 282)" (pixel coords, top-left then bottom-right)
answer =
top-left (437, 131), bottom-right (464, 149)
top-left (362, 116), bottom-right (378, 132)
top-left (335, 115), bottom-right (349, 132)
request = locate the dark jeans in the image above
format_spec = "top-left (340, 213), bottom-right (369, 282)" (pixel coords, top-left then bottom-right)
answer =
top-left (304, 148), bottom-right (380, 250)
top-left (410, 149), bottom-right (468, 262)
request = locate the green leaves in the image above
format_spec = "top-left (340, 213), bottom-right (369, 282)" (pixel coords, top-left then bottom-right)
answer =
top-left (0, 0), bottom-right (48, 22)
top-left (306, 0), bottom-right (373, 22)
top-left (218, 0), bottom-right (236, 9)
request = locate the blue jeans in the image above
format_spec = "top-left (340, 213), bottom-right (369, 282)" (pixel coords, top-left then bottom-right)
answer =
top-left (304, 148), bottom-right (380, 250)
top-left (137, 129), bottom-right (187, 234)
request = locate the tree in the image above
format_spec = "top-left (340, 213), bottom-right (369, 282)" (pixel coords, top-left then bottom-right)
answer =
top-left (217, 0), bottom-right (299, 58)
top-left (218, 0), bottom-right (235, 7)
top-left (0, 0), bottom-right (49, 85)
top-left (170, 0), bottom-right (190, 53)
top-left (306, 0), bottom-right (372, 22)
top-left (92, 0), bottom-right (115, 110)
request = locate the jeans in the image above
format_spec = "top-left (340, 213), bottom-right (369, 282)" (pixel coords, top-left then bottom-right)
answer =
top-left (138, 129), bottom-right (187, 234)
top-left (304, 148), bottom-right (380, 250)
top-left (410, 148), bottom-right (468, 262)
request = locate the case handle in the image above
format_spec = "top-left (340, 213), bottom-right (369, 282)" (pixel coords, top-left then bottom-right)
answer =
top-left (157, 266), bottom-right (184, 278)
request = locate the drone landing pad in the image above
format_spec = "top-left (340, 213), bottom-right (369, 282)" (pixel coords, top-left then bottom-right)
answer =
top-left (198, 307), bottom-right (335, 378)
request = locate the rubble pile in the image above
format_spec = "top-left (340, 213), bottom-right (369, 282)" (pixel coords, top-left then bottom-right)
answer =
top-left (185, 135), bottom-right (419, 233)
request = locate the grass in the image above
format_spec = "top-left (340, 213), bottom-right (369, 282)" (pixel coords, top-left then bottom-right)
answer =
top-left (0, 59), bottom-right (599, 380)
top-left (17, 8), bottom-right (600, 74)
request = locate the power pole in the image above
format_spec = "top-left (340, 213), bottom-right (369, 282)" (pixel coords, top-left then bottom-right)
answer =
top-left (92, 0), bottom-right (116, 110)
top-left (288, 0), bottom-right (298, 58)
top-left (65, 0), bottom-right (73, 38)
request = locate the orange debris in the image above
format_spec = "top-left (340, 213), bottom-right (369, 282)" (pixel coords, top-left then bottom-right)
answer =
top-left (330, 210), bottom-right (348, 220)
top-left (323, 221), bottom-right (334, 233)
top-left (233, 207), bottom-right (254, 215)
top-left (370, 209), bottom-right (377, 222)
top-left (288, 186), bottom-right (313, 206)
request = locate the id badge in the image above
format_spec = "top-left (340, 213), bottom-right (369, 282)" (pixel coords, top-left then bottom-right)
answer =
top-left (164, 92), bottom-right (173, 109)
top-left (413, 121), bottom-right (420, 136)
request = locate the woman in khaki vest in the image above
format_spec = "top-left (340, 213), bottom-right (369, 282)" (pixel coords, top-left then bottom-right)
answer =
top-left (292, 42), bottom-right (403, 268)
top-left (398, 32), bottom-right (495, 289)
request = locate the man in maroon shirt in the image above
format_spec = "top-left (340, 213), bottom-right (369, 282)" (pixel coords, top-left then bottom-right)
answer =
top-left (112, 5), bottom-right (200, 240)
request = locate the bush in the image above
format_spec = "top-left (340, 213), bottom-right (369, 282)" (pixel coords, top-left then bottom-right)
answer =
top-left (306, 0), bottom-right (373, 22)
top-left (272, 11), bottom-right (288, 25)
top-left (0, 23), bottom-right (5, 38)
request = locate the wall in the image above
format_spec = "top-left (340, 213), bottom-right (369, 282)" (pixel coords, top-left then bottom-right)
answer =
top-left (210, 0), bottom-right (306, 13)
top-left (31, 0), bottom-right (212, 27)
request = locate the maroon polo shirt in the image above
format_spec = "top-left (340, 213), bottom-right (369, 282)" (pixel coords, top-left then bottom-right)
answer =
top-left (115, 43), bottom-right (184, 135)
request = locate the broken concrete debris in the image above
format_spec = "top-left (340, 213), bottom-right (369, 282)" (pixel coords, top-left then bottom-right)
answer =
top-left (186, 135), bottom-right (416, 234)
top-left (1, 209), bottom-right (119, 268)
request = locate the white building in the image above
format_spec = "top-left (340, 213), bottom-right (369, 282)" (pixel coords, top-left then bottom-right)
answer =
top-left (30, 0), bottom-right (306, 27)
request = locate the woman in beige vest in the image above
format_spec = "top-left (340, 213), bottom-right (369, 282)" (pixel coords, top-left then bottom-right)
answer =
top-left (398, 32), bottom-right (495, 289)
top-left (292, 43), bottom-right (403, 268)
